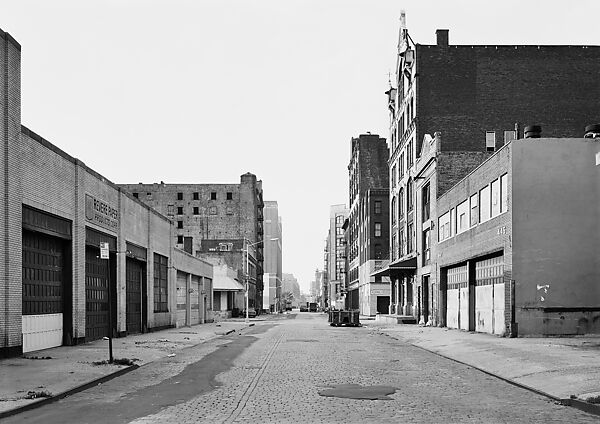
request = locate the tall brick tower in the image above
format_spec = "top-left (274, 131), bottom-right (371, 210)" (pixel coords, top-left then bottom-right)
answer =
top-left (0, 29), bottom-right (22, 357)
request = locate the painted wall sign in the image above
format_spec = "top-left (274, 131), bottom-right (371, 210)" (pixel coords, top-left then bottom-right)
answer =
top-left (85, 194), bottom-right (119, 231)
top-left (371, 289), bottom-right (388, 295)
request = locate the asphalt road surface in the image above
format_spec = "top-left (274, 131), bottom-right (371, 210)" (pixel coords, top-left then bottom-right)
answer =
top-left (5, 313), bottom-right (598, 423)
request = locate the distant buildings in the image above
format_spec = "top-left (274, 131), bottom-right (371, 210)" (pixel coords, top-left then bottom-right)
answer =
top-left (263, 201), bottom-right (283, 312)
top-left (347, 134), bottom-right (390, 315)
top-left (282, 273), bottom-right (301, 301)
top-left (324, 204), bottom-right (349, 309)
top-left (118, 175), bottom-right (265, 312)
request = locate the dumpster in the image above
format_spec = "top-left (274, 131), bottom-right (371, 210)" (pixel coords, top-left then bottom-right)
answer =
top-left (329, 310), bottom-right (360, 327)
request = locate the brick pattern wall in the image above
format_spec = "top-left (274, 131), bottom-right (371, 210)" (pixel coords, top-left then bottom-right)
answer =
top-left (436, 151), bottom-right (492, 198)
top-left (417, 45), bottom-right (600, 153)
top-left (0, 31), bottom-right (22, 355)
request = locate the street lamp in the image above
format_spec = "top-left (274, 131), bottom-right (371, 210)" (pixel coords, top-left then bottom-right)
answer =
top-left (244, 237), bottom-right (279, 324)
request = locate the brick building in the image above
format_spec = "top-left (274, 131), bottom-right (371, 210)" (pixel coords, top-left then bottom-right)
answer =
top-left (118, 176), bottom-right (265, 311)
top-left (263, 201), bottom-right (282, 312)
top-left (325, 204), bottom-right (349, 310)
top-left (437, 133), bottom-right (599, 336)
top-left (1, 29), bottom-right (213, 357)
top-left (347, 134), bottom-right (390, 315)
top-left (382, 14), bottom-right (600, 324)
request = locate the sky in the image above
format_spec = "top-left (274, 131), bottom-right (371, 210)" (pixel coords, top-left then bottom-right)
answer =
top-left (2, 0), bottom-right (600, 292)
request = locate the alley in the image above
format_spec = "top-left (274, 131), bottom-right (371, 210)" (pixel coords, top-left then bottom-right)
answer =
top-left (4, 313), bottom-right (597, 424)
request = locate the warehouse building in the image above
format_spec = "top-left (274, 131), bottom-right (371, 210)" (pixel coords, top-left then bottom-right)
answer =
top-left (0, 28), bottom-right (213, 357)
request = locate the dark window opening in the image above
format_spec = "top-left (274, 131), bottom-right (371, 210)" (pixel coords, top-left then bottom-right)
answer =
top-left (211, 192), bottom-right (217, 200)
top-left (193, 192), bottom-right (199, 200)
top-left (133, 192), bottom-right (138, 198)
top-left (193, 207), bottom-right (199, 215)
top-left (177, 235), bottom-right (183, 244)
top-left (177, 192), bottom-right (183, 200)
top-left (177, 221), bottom-right (183, 229)
top-left (177, 206), bottom-right (183, 215)
top-left (226, 192), bottom-right (233, 200)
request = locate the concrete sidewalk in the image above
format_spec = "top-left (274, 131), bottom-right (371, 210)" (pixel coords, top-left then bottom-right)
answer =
top-left (368, 323), bottom-right (600, 412)
top-left (0, 321), bottom-right (251, 417)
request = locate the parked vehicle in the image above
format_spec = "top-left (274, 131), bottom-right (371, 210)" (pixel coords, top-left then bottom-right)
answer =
top-left (299, 304), bottom-right (308, 312)
top-left (243, 308), bottom-right (257, 318)
top-left (309, 302), bottom-right (318, 312)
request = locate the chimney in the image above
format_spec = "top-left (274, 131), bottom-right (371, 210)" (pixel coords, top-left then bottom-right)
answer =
top-left (436, 29), bottom-right (449, 47)
top-left (524, 125), bottom-right (542, 139)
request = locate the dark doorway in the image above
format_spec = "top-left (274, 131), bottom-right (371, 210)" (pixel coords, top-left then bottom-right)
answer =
top-left (126, 257), bottom-right (145, 335)
top-left (376, 296), bottom-right (390, 314)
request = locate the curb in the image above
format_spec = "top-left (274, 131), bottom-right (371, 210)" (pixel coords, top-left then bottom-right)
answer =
top-left (379, 329), bottom-right (600, 417)
top-left (0, 364), bottom-right (139, 420)
top-left (0, 324), bottom-right (253, 419)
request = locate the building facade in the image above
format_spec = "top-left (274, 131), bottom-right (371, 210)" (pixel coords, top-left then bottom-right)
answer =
top-left (1, 28), bottom-right (213, 357)
top-left (347, 134), bottom-right (390, 315)
top-left (119, 175), bottom-right (265, 311)
top-left (263, 201), bottom-right (282, 312)
top-left (384, 15), bottom-right (600, 324)
top-left (282, 273), bottom-right (301, 307)
top-left (325, 204), bottom-right (349, 310)
top-left (437, 134), bottom-right (599, 336)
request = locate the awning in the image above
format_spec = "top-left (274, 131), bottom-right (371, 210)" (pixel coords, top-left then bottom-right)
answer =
top-left (213, 275), bottom-right (244, 291)
top-left (371, 256), bottom-right (417, 277)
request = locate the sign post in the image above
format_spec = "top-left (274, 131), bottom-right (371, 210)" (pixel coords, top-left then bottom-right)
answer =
top-left (100, 242), bottom-right (114, 362)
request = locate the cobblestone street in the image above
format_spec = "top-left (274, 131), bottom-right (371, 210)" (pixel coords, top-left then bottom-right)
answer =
top-left (6, 314), bottom-right (598, 423)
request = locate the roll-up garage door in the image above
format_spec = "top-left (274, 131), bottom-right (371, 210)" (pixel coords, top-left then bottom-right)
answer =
top-left (475, 254), bottom-right (505, 335)
top-left (126, 257), bottom-right (143, 334)
top-left (22, 231), bottom-right (66, 352)
top-left (446, 264), bottom-right (468, 330)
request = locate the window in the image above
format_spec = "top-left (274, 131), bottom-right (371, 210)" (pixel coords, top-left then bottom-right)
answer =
top-left (226, 206), bottom-right (234, 215)
top-left (391, 165), bottom-right (396, 188)
top-left (177, 235), bottom-right (183, 244)
top-left (375, 223), bottom-right (382, 237)
top-left (407, 141), bottom-right (413, 167)
top-left (177, 192), bottom-right (183, 200)
top-left (399, 153), bottom-right (404, 178)
top-left (407, 223), bottom-right (413, 253)
top-left (153, 253), bottom-right (168, 313)
top-left (193, 192), bottom-right (199, 200)
top-left (177, 221), bottom-right (183, 229)
top-left (480, 185), bottom-right (491, 223)
top-left (407, 179), bottom-right (413, 211)
top-left (177, 206), bottom-right (183, 215)
top-left (456, 200), bottom-right (469, 234)
top-left (438, 211), bottom-right (450, 241)
top-left (486, 131), bottom-right (496, 151)
top-left (209, 206), bottom-right (217, 215)
top-left (500, 173), bottom-right (508, 213)
top-left (450, 208), bottom-right (456, 237)
top-left (132, 192), bottom-right (138, 198)
top-left (398, 188), bottom-right (404, 219)
top-left (470, 194), bottom-right (479, 227)
top-left (210, 192), bottom-right (217, 200)
top-left (193, 207), bottom-right (199, 215)
top-left (167, 204), bottom-right (174, 216)
top-left (391, 234), bottom-right (397, 261)
top-left (375, 200), bottom-right (382, 214)
top-left (422, 229), bottom-right (430, 265)
top-left (422, 183), bottom-right (430, 222)
top-left (491, 178), bottom-right (501, 217)
top-left (226, 192), bottom-right (233, 200)
top-left (399, 228), bottom-right (405, 257)
top-left (504, 131), bottom-right (516, 145)
top-left (391, 197), bottom-right (396, 225)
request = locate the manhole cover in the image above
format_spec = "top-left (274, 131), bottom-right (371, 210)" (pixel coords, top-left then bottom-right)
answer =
top-left (318, 384), bottom-right (397, 400)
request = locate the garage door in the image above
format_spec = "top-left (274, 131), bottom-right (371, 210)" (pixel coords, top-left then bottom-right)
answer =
top-left (85, 246), bottom-right (110, 341)
top-left (22, 231), bottom-right (66, 353)
top-left (446, 264), bottom-right (468, 330)
top-left (475, 255), bottom-right (505, 335)
top-left (126, 258), bottom-right (143, 334)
